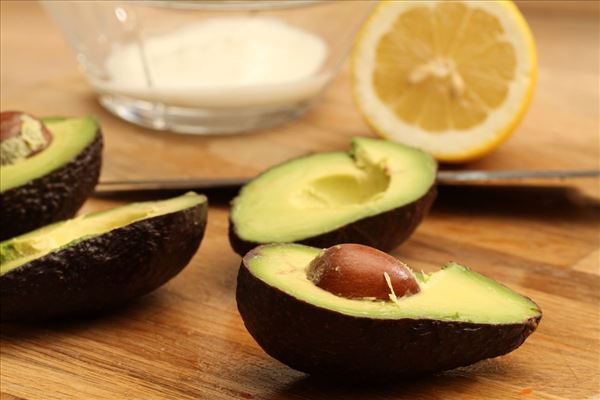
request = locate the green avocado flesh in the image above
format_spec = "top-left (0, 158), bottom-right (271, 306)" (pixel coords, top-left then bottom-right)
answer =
top-left (247, 244), bottom-right (541, 324)
top-left (231, 137), bottom-right (436, 243)
top-left (0, 117), bottom-right (97, 192)
top-left (0, 192), bottom-right (206, 275)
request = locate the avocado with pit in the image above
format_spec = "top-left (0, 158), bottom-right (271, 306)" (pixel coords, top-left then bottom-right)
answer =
top-left (237, 243), bottom-right (542, 379)
top-left (229, 137), bottom-right (437, 256)
top-left (0, 111), bottom-right (102, 240)
top-left (0, 192), bottom-right (207, 321)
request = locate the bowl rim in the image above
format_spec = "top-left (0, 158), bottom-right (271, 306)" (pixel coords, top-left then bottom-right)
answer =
top-left (137, 0), bottom-right (331, 11)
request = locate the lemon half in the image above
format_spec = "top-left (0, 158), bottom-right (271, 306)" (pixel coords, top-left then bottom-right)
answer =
top-left (352, 0), bottom-right (537, 162)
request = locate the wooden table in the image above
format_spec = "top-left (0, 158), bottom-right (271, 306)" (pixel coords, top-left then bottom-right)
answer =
top-left (1, 1), bottom-right (599, 399)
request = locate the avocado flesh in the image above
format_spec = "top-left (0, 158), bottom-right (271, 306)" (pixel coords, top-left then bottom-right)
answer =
top-left (231, 137), bottom-right (436, 244)
top-left (0, 192), bottom-right (205, 275)
top-left (246, 244), bottom-right (541, 324)
top-left (1, 117), bottom-right (97, 192)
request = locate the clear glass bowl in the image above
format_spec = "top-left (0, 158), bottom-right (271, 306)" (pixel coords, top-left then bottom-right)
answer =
top-left (42, 0), bottom-right (374, 135)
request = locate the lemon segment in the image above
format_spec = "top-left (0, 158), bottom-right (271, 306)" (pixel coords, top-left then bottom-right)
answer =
top-left (352, 0), bottom-right (537, 162)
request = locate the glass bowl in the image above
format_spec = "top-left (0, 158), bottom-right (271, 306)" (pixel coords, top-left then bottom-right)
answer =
top-left (42, 0), bottom-right (374, 134)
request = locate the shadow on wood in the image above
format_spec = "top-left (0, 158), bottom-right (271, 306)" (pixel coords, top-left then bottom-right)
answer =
top-left (433, 185), bottom-right (600, 222)
top-left (258, 358), bottom-right (529, 400)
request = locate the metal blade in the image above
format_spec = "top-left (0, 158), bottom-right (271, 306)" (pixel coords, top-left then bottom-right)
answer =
top-left (94, 169), bottom-right (600, 194)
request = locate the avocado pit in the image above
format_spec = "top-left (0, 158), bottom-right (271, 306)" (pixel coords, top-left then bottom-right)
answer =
top-left (307, 243), bottom-right (420, 300)
top-left (1, 111), bottom-right (52, 165)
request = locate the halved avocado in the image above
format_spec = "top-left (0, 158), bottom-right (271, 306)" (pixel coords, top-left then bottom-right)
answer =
top-left (229, 137), bottom-right (437, 255)
top-left (0, 192), bottom-right (207, 321)
top-left (0, 116), bottom-right (102, 240)
top-left (237, 244), bottom-right (542, 379)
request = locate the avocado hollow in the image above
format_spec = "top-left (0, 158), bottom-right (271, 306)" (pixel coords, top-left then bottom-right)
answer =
top-left (229, 184), bottom-right (437, 256)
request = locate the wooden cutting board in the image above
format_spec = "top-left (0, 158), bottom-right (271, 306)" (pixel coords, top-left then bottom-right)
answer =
top-left (1, 2), bottom-right (599, 399)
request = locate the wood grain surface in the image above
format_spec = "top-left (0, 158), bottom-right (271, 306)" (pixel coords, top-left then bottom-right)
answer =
top-left (1, 1), bottom-right (599, 399)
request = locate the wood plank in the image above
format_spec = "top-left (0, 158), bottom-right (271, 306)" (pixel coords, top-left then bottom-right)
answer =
top-left (2, 205), bottom-right (599, 399)
top-left (572, 249), bottom-right (600, 275)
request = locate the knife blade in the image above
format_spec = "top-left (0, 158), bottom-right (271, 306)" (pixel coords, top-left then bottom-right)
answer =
top-left (94, 169), bottom-right (599, 195)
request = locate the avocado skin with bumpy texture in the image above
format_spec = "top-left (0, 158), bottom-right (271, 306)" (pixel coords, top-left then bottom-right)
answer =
top-left (0, 131), bottom-right (102, 241)
top-left (0, 200), bottom-right (206, 321)
top-left (236, 255), bottom-right (541, 380)
top-left (229, 185), bottom-right (436, 256)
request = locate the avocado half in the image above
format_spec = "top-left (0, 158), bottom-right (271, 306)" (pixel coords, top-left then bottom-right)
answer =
top-left (0, 117), bottom-right (102, 240)
top-left (0, 192), bottom-right (207, 321)
top-left (229, 137), bottom-right (437, 256)
top-left (237, 244), bottom-right (542, 379)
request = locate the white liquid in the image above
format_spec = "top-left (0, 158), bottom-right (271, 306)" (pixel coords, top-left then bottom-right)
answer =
top-left (93, 18), bottom-right (330, 109)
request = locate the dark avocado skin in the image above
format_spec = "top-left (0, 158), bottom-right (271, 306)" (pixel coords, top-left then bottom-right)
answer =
top-left (0, 131), bottom-right (103, 241)
top-left (229, 185), bottom-right (437, 256)
top-left (236, 260), bottom-right (541, 380)
top-left (0, 201), bottom-right (207, 321)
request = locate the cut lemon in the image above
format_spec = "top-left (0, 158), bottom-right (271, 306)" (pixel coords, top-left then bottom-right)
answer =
top-left (352, 0), bottom-right (537, 162)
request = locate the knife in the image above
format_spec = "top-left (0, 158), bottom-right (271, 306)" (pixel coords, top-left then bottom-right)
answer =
top-left (94, 169), bottom-right (600, 195)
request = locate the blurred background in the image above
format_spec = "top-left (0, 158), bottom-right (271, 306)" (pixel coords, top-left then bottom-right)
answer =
top-left (1, 1), bottom-right (598, 186)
